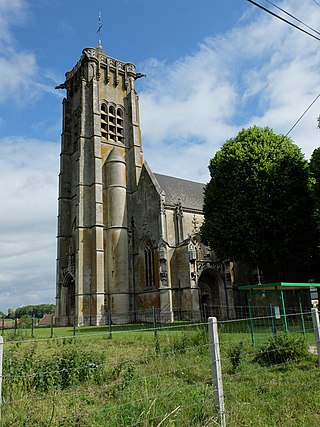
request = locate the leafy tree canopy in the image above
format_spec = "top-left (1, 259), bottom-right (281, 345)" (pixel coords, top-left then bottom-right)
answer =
top-left (15, 304), bottom-right (55, 319)
top-left (310, 148), bottom-right (320, 211)
top-left (202, 126), bottom-right (317, 281)
top-left (6, 308), bottom-right (16, 319)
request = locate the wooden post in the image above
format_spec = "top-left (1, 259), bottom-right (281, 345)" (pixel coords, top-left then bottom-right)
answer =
top-left (208, 317), bottom-right (226, 427)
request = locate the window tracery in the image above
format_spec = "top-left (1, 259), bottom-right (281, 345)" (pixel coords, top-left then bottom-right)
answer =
top-left (100, 103), bottom-right (124, 144)
top-left (144, 240), bottom-right (155, 287)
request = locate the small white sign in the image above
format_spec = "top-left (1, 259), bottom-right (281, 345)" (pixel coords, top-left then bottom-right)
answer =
top-left (274, 306), bottom-right (281, 319)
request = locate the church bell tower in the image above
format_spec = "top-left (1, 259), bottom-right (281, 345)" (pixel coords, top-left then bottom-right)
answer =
top-left (55, 43), bottom-right (143, 325)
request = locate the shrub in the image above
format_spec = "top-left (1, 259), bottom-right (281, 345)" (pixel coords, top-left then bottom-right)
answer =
top-left (167, 328), bottom-right (208, 355)
top-left (3, 339), bottom-right (108, 396)
top-left (254, 333), bottom-right (311, 366)
top-left (228, 341), bottom-right (244, 372)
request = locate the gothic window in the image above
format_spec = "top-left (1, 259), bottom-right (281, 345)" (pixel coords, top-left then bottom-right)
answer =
top-left (100, 103), bottom-right (124, 144)
top-left (144, 241), bottom-right (155, 287)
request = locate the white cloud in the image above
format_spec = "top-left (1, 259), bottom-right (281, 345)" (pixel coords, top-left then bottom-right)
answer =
top-left (139, 0), bottom-right (320, 182)
top-left (0, 0), bottom-right (29, 49)
top-left (0, 137), bottom-right (60, 312)
top-left (0, 0), bottom-right (57, 110)
top-left (0, 53), bottom-right (38, 103)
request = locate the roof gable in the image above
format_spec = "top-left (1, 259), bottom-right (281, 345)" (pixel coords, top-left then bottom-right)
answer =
top-left (154, 173), bottom-right (205, 211)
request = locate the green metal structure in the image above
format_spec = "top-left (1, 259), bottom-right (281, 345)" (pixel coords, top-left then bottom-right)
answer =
top-left (238, 282), bottom-right (320, 345)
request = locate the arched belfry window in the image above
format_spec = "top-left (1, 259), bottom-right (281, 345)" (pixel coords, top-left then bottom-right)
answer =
top-left (144, 240), bottom-right (155, 287)
top-left (100, 103), bottom-right (124, 144)
top-left (116, 108), bottom-right (124, 144)
top-left (101, 103), bottom-right (108, 139)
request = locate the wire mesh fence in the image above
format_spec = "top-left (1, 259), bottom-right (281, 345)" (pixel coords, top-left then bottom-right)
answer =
top-left (0, 308), bottom-right (319, 426)
top-left (0, 303), bottom-right (313, 340)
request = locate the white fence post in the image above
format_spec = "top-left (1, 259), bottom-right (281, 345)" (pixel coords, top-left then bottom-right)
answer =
top-left (208, 317), bottom-right (226, 427)
top-left (0, 336), bottom-right (3, 421)
top-left (311, 307), bottom-right (320, 367)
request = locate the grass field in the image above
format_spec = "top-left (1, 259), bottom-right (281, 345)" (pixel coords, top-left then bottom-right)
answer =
top-left (1, 318), bottom-right (319, 426)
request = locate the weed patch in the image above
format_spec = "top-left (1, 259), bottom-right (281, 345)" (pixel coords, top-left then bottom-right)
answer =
top-left (254, 333), bottom-right (311, 366)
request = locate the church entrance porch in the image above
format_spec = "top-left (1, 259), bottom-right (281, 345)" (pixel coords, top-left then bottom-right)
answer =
top-left (198, 267), bottom-right (228, 320)
top-left (56, 273), bottom-right (76, 327)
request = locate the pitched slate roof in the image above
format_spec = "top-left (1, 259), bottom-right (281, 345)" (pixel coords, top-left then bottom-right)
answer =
top-left (154, 173), bottom-right (205, 212)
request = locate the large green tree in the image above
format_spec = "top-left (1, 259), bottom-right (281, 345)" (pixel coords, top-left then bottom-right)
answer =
top-left (310, 147), bottom-right (320, 232)
top-left (201, 126), bottom-right (317, 281)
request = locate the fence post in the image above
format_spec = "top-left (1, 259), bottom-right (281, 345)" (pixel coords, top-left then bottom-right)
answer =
top-left (50, 314), bottom-right (54, 338)
top-left (152, 306), bottom-right (157, 338)
top-left (208, 317), bottom-right (226, 427)
top-left (311, 307), bottom-right (320, 367)
top-left (269, 303), bottom-right (276, 336)
top-left (0, 336), bottom-right (3, 422)
top-left (203, 304), bottom-right (208, 332)
top-left (108, 311), bottom-right (112, 338)
top-left (31, 316), bottom-right (34, 337)
top-left (73, 314), bottom-right (76, 337)
top-left (247, 293), bottom-right (255, 347)
top-left (298, 297), bottom-right (306, 336)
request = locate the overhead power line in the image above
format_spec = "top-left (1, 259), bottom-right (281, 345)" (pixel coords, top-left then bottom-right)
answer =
top-left (246, 0), bottom-right (320, 42)
top-left (245, 1), bottom-right (320, 135)
top-left (264, 0), bottom-right (320, 36)
top-left (286, 92), bottom-right (320, 136)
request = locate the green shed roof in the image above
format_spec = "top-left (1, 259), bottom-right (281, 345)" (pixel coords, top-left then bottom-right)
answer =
top-left (238, 282), bottom-right (320, 291)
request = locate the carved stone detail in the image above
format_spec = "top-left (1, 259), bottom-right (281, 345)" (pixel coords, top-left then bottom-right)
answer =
top-left (196, 260), bottom-right (225, 275)
top-left (192, 215), bottom-right (199, 233)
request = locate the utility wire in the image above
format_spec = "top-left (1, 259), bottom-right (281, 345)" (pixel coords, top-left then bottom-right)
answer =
top-left (286, 92), bottom-right (320, 136)
top-left (246, 0), bottom-right (320, 42)
top-left (246, 1), bottom-right (320, 135)
top-left (264, 0), bottom-right (320, 36)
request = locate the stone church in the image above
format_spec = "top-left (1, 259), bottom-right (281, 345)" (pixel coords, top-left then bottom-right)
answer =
top-left (55, 43), bottom-right (236, 326)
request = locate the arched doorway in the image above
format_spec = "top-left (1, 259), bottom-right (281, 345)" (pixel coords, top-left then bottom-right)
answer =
top-left (63, 273), bottom-right (75, 326)
top-left (198, 268), bottom-right (224, 319)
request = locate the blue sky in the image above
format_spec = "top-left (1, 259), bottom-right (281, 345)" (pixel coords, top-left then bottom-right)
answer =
top-left (1, 0), bottom-right (320, 313)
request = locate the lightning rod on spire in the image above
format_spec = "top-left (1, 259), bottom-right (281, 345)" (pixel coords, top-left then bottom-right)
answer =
top-left (97, 12), bottom-right (103, 47)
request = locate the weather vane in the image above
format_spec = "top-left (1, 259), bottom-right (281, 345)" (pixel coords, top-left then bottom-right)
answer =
top-left (97, 12), bottom-right (103, 46)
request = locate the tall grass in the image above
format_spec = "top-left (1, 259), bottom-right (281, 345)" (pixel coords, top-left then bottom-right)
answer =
top-left (1, 324), bottom-right (320, 426)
